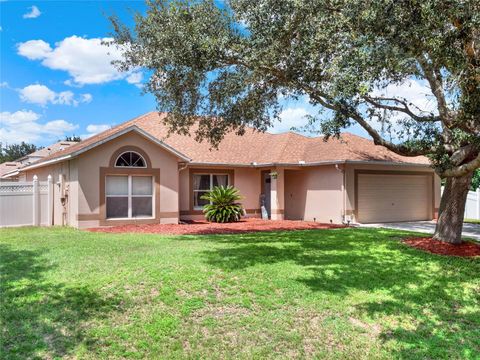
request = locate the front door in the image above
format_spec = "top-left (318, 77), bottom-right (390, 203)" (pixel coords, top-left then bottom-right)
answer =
top-left (262, 172), bottom-right (271, 218)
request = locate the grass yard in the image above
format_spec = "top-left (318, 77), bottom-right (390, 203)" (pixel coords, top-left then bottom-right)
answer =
top-left (465, 219), bottom-right (480, 225)
top-left (1, 227), bottom-right (479, 359)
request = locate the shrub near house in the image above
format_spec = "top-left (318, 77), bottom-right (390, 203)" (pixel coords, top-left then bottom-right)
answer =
top-left (201, 185), bottom-right (243, 223)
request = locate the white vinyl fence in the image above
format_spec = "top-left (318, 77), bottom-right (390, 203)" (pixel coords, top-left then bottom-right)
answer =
top-left (464, 188), bottom-right (480, 220)
top-left (0, 175), bottom-right (53, 227)
top-left (441, 187), bottom-right (480, 220)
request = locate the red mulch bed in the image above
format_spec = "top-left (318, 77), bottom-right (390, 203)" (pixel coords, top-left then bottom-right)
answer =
top-left (87, 218), bottom-right (345, 235)
top-left (404, 237), bottom-right (480, 258)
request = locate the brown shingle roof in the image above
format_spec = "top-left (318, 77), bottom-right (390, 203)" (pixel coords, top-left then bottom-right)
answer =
top-left (23, 111), bottom-right (430, 169)
top-left (0, 162), bottom-right (21, 177)
top-left (22, 141), bottom-right (78, 159)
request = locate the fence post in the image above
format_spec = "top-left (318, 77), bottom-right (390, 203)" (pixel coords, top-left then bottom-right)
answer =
top-left (477, 188), bottom-right (480, 220)
top-left (32, 175), bottom-right (40, 226)
top-left (47, 174), bottom-right (53, 226)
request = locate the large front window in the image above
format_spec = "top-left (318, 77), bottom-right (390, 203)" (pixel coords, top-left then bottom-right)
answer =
top-left (106, 175), bottom-right (153, 218)
top-left (193, 173), bottom-right (228, 210)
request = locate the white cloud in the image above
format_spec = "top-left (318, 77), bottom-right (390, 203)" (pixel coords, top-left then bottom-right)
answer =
top-left (18, 84), bottom-right (93, 106)
top-left (269, 107), bottom-right (311, 134)
top-left (19, 84), bottom-right (56, 106)
top-left (81, 93), bottom-right (93, 104)
top-left (0, 81), bottom-right (8, 88)
top-left (17, 40), bottom-right (52, 60)
top-left (55, 91), bottom-right (75, 105)
top-left (23, 5), bottom-right (41, 19)
top-left (16, 36), bottom-right (138, 86)
top-left (126, 71), bottom-right (143, 86)
top-left (0, 110), bottom-right (78, 144)
top-left (0, 110), bottom-right (40, 124)
top-left (84, 124), bottom-right (111, 137)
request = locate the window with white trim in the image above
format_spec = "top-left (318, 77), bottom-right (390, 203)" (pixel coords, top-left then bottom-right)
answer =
top-left (115, 151), bottom-right (146, 168)
top-left (192, 173), bottom-right (229, 210)
top-left (106, 175), bottom-right (153, 218)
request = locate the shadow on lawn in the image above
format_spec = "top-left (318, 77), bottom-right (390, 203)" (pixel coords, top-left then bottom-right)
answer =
top-left (0, 245), bottom-right (120, 359)
top-left (199, 228), bottom-right (480, 358)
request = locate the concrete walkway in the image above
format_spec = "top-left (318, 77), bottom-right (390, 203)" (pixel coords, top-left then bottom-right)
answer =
top-left (362, 221), bottom-right (480, 241)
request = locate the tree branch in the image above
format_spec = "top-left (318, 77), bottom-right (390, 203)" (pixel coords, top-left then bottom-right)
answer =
top-left (300, 86), bottom-right (428, 157)
top-left (441, 152), bottom-right (480, 177)
top-left (220, 56), bottom-right (431, 158)
top-left (417, 56), bottom-right (451, 123)
top-left (450, 144), bottom-right (477, 165)
top-left (362, 96), bottom-right (440, 122)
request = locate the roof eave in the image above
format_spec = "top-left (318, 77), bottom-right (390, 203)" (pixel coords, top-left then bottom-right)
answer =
top-left (343, 160), bottom-right (431, 167)
top-left (188, 159), bottom-right (431, 168)
top-left (0, 169), bottom-right (20, 178)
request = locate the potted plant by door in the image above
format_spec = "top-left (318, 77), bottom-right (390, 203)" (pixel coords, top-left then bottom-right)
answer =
top-left (269, 171), bottom-right (278, 179)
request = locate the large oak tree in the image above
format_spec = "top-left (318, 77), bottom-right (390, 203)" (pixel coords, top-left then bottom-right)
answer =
top-left (110, 0), bottom-right (480, 243)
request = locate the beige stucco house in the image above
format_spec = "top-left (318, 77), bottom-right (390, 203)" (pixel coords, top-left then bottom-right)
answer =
top-left (4, 111), bottom-right (441, 228)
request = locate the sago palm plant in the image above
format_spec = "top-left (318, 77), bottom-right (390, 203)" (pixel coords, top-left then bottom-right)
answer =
top-left (201, 186), bottom-right (244, 223)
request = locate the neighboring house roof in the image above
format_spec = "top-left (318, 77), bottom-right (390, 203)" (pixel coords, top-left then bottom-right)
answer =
top-left (0, 162), bottom-right (22, 178)
top-left (16, 111), bottom-right (431, 172)
top-left (0, 140), bottom-right (78, 178)
top-left (17, 141), bottom-right (77, 163)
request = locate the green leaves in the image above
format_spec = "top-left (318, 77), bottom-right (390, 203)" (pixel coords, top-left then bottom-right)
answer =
top-left (200, 185), bottom-right (244, 223)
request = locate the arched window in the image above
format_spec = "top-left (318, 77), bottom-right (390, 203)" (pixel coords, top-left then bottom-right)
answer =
top-left (115, 151), bottom-right (146, 168)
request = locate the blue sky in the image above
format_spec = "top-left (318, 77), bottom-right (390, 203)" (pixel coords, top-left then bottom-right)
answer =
top-left (1, 1), bottom-right (432, 147)
top-left (1, 0), bottom-right (159, 146)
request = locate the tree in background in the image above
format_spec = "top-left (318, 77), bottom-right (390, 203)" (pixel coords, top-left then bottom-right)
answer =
top-left (64, 135), bottom-right (82, 142)
top-left (471, 170), bottom-right (480, 191)
top-left (0, 142), bottom-right (40, 163)
top-left (110, 0), bottom-right (479, 244)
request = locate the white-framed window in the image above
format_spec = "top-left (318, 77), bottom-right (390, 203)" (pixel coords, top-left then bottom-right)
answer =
top-left (115, 151), bottom-right (146, 168)
top-left (193, 173), bottom-right (229, 210)
top-left (106, 175), bottom-right (154, 219)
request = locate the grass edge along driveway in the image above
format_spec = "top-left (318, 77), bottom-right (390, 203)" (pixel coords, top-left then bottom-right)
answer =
top-left (1, 227), bottom-right (479, 359)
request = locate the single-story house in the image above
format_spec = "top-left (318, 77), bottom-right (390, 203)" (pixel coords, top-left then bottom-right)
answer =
top-left (6, 111), bottom-right (441, 228)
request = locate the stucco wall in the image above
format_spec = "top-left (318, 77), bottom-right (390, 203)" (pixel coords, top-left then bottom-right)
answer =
top-left (75, 131), bottom-right (180, 227)
top-left (284, 165), bottom-right (344, 223)
top-left (179, 166), bottom-right (262, 220)
top-left (344, 163), bottom-right (441, 221)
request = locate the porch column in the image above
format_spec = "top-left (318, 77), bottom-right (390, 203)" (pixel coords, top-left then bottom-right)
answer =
top-left (270, 167), bottom-right (284, 220)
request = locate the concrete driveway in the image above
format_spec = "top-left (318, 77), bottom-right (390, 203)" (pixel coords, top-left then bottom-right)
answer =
top-left (361, 221), bottom-right (480, 241)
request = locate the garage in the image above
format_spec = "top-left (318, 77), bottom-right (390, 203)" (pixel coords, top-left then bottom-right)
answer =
top-left (357, 172), bottom-right (433, 223)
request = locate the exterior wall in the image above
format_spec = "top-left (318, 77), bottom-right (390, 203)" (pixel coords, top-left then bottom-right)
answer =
top-left (345, 163), bottom-right (441, 222)
top-left (179, 166), bottom-right (261, 220)
top-left (74, 131), bottom-right (180, 228)
top-left (284, 165), bottom-right (344, 223)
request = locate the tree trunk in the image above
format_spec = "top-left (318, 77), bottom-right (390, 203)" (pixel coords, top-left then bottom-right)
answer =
top-left (433, 172), bottom-right (473, 244)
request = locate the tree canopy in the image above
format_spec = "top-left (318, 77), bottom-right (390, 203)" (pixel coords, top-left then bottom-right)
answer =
top-left (64, 135), bottom-right (82, 142)
top-left (110, 0), bottom-right (479, 178)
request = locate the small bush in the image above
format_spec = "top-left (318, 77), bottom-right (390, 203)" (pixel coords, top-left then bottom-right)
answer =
top-left (201, 186), bottom-right (243, 223)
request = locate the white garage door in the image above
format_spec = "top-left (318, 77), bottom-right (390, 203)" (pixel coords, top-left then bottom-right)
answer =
top-left (357, 173), bottom-right (432, 223)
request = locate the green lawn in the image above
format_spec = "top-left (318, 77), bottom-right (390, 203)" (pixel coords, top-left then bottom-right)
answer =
top-left (1, 227), bottom-right (479, 359)
top-left (465, 219), bottom-right (480, 225)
